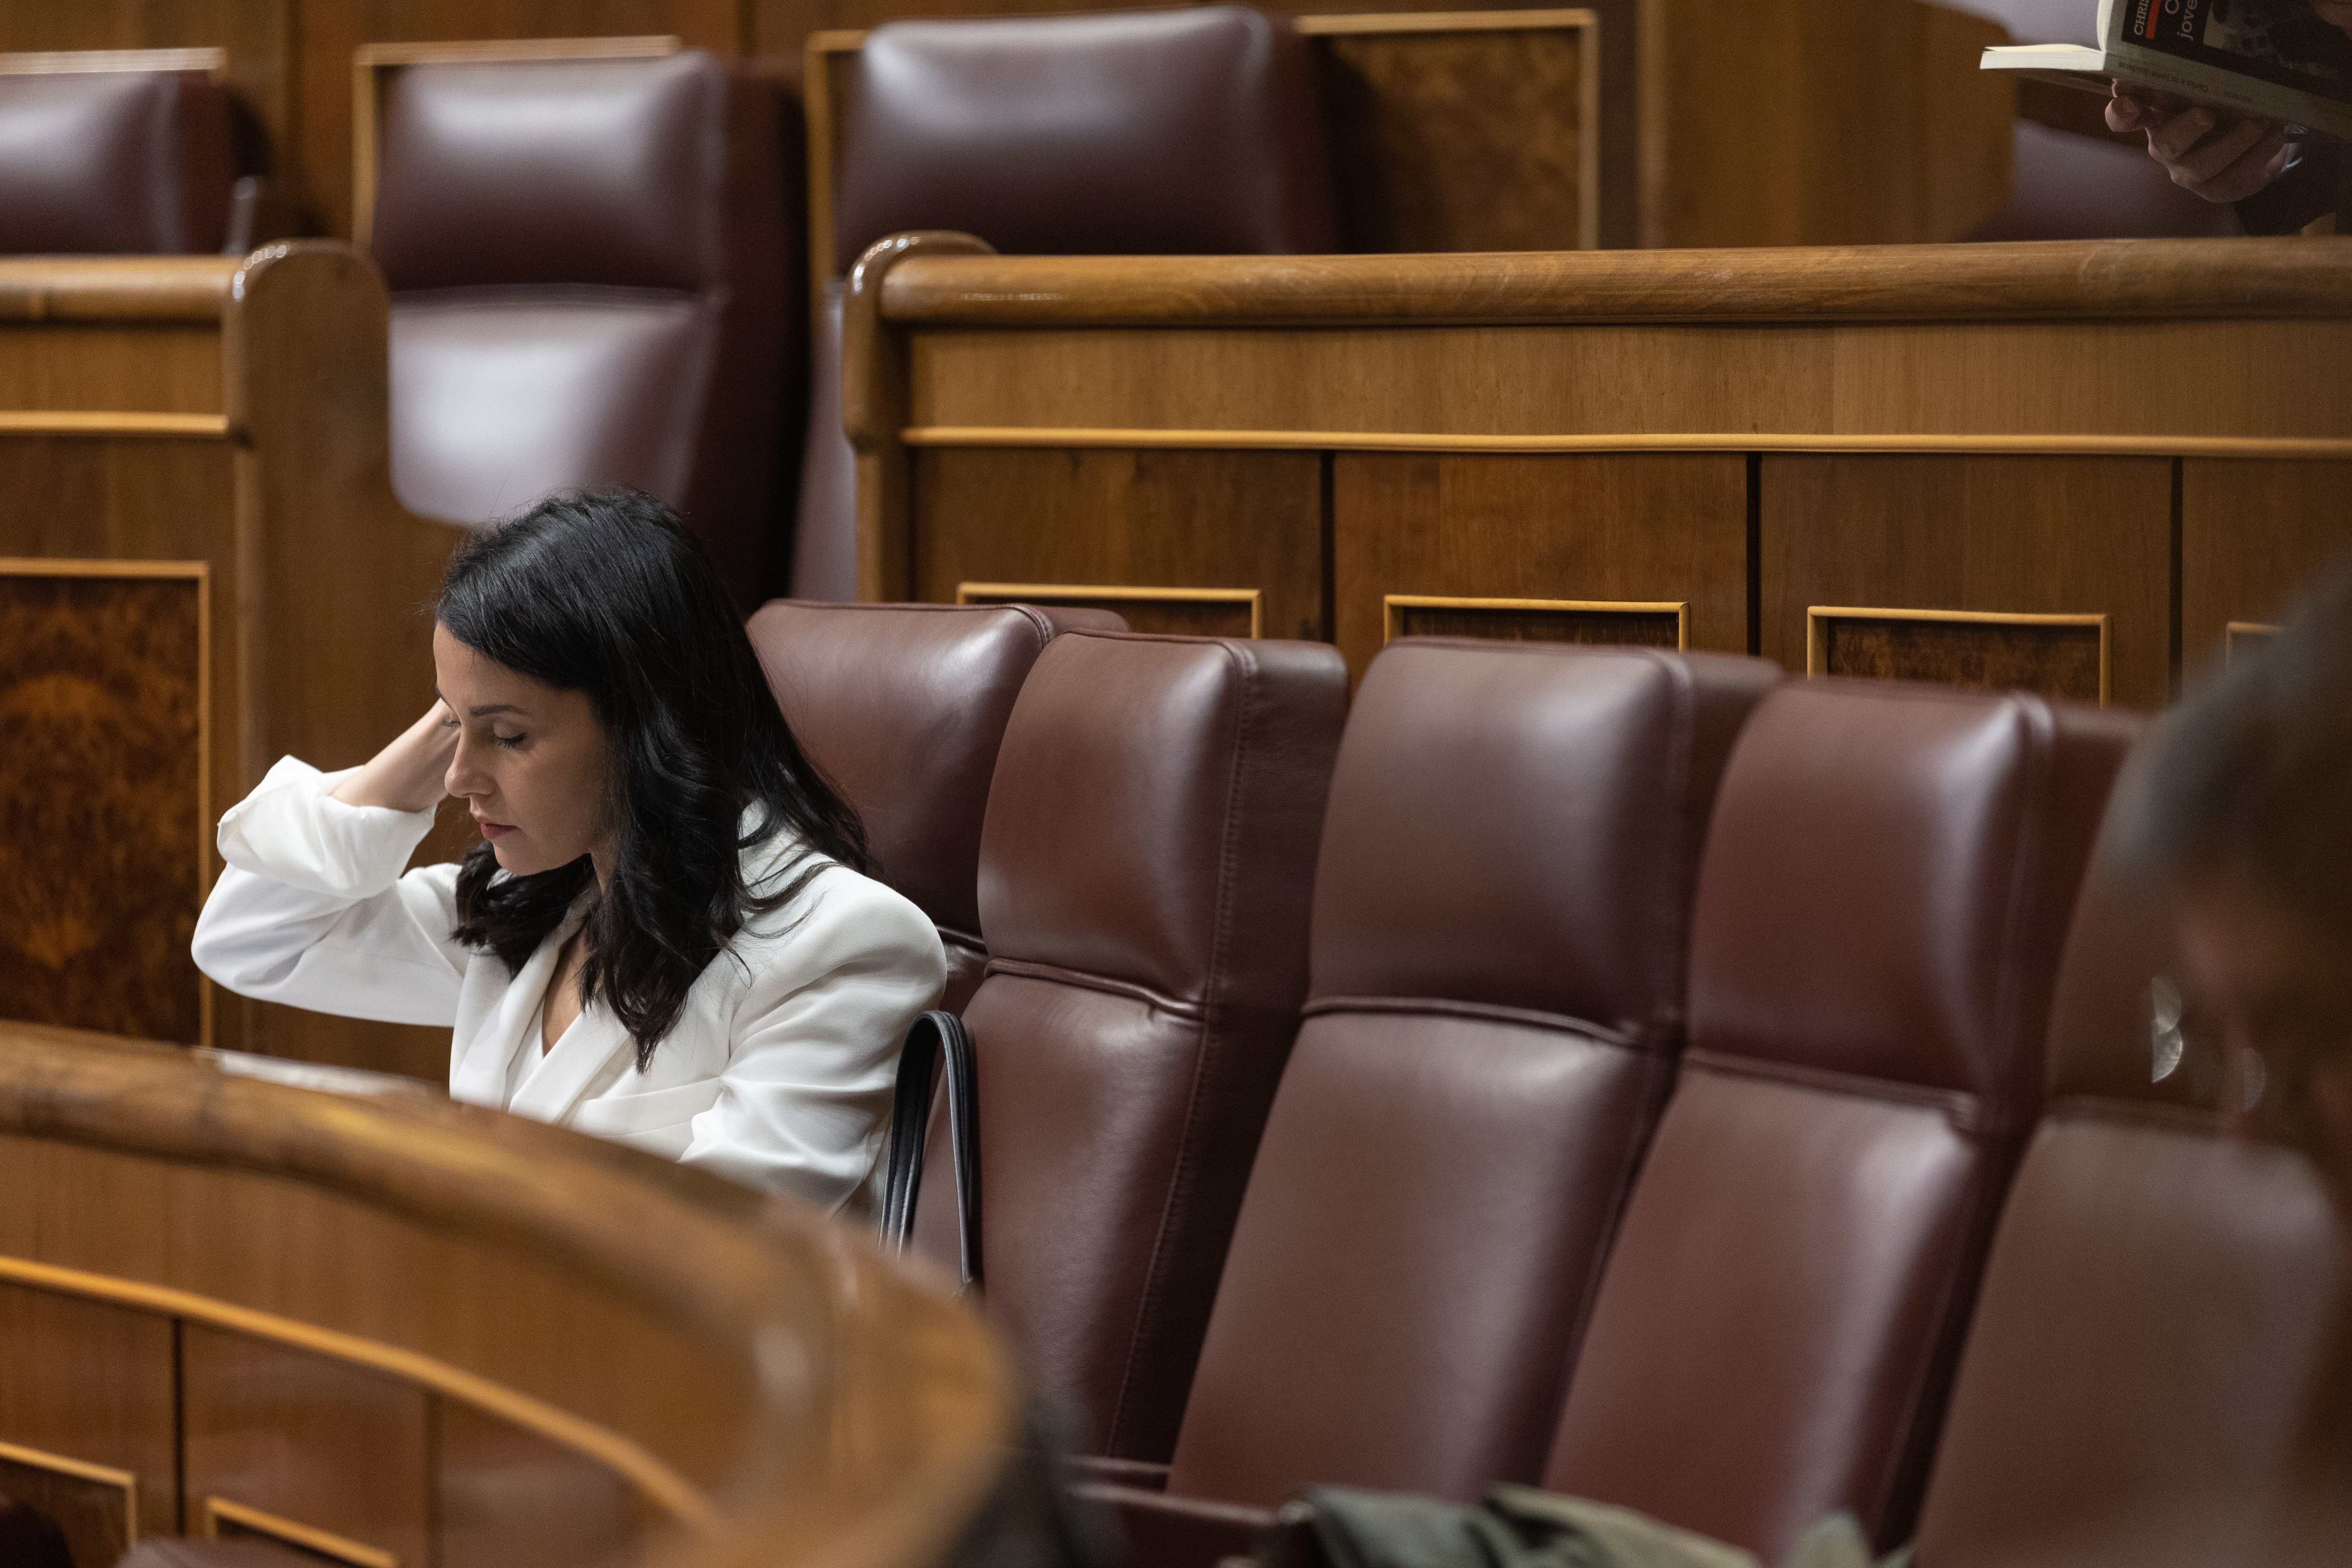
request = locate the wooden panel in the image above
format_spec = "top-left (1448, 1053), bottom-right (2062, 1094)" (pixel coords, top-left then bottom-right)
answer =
top-left (1310, 12), bottom-right (1595, 254)
top-left (0, 1282), bottom-right (175, 1553)
top-left (1332, 452), bottom-right (1746, 677)
top-left (183, 1324), bottom-right (431, 1568)
top-left (1759, 455), bottom-right (2171, 708)
top-left (1385, 595), bottom-right (1683, 648)
top-left (956, 583), bottom-right (1259, 639)
top-left (912, 448), bottom-right (1324, 640)
top-left (1810, 609), bottom-right (2106, 705)
top-left (440, 1398), bottom-right (643, 1568)
top-left (0, 327), bottom-right (222, 415)
top-left (2179, 460), bottom-right (2352, 683)
top-left (0, 565), bottom-right (206, 1043)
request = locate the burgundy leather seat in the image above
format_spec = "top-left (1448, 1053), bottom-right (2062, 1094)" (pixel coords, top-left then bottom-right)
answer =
top-left (1908, 832), bottom-right (2345, 1564)
top-left (1538, 681), bottom-right (2136, 1562)
top-left (920, 629), bottom-right (1347, 1461)
top-left (0, 66), bottom-right (232, 254)
top-left (369, 50), bottom-right (791, 608)
top-left (1088, 640), bottom-right (1778, 1563)
top-left (794, 5), bottom-right (1335, 600)
top-left (746, 600), bottom-right (1123, 1012)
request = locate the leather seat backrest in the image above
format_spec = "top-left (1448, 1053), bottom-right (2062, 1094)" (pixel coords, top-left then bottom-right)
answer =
top-left (1541, 681), bottom-right (2136, 1561)
top-left (932, 630), bottom-right (1346, 1460)
top-left (1162, 641), bottom-right (1778, 1506)
top-left (832, 5), bottom-right (1335, 270)
top-left (0, 67), bottom-right (232, 254)
top-left (746, 600), bottom-right (1123, 1012)
top-left (369, 50), bottom-right (790, 608)
top-left (1909, 819), bottom-right (2346, 1563)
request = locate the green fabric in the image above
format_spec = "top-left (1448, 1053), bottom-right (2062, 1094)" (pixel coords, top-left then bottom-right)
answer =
top-left (1299, 1485), bottom-right (1891, 1568)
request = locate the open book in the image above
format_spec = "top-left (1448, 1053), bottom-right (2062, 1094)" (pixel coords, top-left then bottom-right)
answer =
top-left (1981, 0), bottom-right (2352, 140)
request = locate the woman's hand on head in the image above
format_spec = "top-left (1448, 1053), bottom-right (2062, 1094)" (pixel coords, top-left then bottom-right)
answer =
top-left (329, 702), bottom-right (461, 814)
top-left (2108, 86), bottom-right (2291, 203)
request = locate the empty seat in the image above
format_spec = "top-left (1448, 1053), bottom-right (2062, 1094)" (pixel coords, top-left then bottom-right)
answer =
top-left (795, 5), bottom-right (1335, 600)
top-left (746, 599), bottom-right (1124, 1012)
top-left (0, 63), bottom-right (233, 254)
top-left (369, 49), bottom-right (791, 608)
top-left (1088, 640), bottom-right (1776, 1561)
top-left (1908, 831), bottom-right (2345, 1563)
top-left (923, 629), bottom-right (1346, 1460)
top-left (1538, 682), bottom-right (2137, 1562)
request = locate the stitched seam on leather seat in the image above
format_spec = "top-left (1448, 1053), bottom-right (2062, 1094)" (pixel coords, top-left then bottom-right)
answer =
top-left (1981, 696), bottom-right (2058, 1137)
top-left (2038, 1096), bottom-right (2225, 1138)
top-left (1301, 994), bottom-right (1637, 1050)
top-left (1679, 1049), bottom-right (1984, 1127)
top-left (978, 957), bottom-right (1207, 1020)
top-left (1107, 639), bottom-right (1256, 1455)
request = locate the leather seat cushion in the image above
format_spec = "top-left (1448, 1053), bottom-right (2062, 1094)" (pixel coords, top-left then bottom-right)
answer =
top-left (0, 69), bottom-right (231, 254)
top-left (389, 291), bottom-right (710, 526)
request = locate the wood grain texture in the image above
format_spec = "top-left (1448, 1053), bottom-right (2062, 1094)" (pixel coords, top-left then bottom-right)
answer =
top-left (0, 570), bottom-right (205, 1042)
top-left (184, 1325), bottom-right (432, 1568)
top-left (913, 448), bottom-right (1325, 641)
top-left (2179, 460), bottom-right (2352, 683)
top-left (1332, 453), bottom-right (1745, 676)
top-left (1815, 613), bottom-right (2105, 705)
top-left (1318, 18), bottom-right (1593, 254)
top-left (0, 1281), bottom-right (175, 1547)
top-left (880, 240), bottom-right (2352, 327)
top-left (1388, 600), bottom-right (1682, 648)
top-left (1759, 456), bottom-right (2171, 709)
top-left (440, 1399), bottom-right (644, 1568)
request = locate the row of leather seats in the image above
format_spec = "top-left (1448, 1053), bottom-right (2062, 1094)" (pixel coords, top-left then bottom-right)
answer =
top-left (748, 601), bottom-right (2343, 1565)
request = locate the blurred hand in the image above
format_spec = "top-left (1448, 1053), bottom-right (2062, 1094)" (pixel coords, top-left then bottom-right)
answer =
top-left (2108, 85), bottom-right (2291, 203)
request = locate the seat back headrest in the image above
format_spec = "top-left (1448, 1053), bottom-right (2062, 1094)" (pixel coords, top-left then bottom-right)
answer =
top-left (979, 630), bottom-right (1347, 1010)
top-left (1690, 681), bottom-right (2138, 1107)
top-left (370, 50), bottom-right (735, 293)
top-left (833, 4), bottom-right (1336, 271)
top-left (0, 70), bottom-right (232, 254)
top-left (1311, 640), bottom-right (1778, 1040)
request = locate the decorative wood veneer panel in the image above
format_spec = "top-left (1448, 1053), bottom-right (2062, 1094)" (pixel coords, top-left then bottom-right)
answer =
top-left (0, 1281), bottom-right (175, 1553)
top-left (912, 448), bottom-right (1324, 641)
top-left (2179, 460), bottom-right (2352, 683)
top-left (1760, 455), bottom-right (2171, 709)
top-left (1387, 598), bottom-right (1684, 648)
top-left (0, 566), bottom-right (206, 1042)
top-left (1333, 452), bottom-right (1746, 679)
top-left (1813, 613), bottom-right (2104, 705)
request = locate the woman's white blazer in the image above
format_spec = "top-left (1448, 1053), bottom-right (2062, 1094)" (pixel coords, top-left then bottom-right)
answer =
top-left (191, 757), bottom-right (945, 1213)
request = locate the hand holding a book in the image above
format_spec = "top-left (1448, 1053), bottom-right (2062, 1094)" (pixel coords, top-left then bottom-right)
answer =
top-left (2107, 88), bottom-right (2292, 202)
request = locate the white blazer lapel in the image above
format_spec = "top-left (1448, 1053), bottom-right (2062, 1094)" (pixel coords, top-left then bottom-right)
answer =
top-left (448, 931), bottom-right (567, 1107)
top-left (506, 1004), bottom-right (636, 1126)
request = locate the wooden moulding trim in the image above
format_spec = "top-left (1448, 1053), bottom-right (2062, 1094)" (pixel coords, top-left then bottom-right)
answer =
top-left (0, 1437), bottom-right (139, 1547)
top-left (957, 580), bottom-right (1264, 637)
top-left (876, 237), bottom-right (2352, 325)
top-left (1296, 8), bottom-right (1598, 35)
top-left (352, 37), bottom-right (684, 253)
top-left (898, 427), bottom-right (2352, 459)
top-left (0, 48), bottom-right (226, 79)
top-left (0, 258), bottom-right (235, 323)
top-left (0, 412), bottom-right (231, 437)
top-left (204, 1498), bottom-right (398, 1568)
top-left (0, 1254), bottom-right (717, 1531)
top-left (1806, 604), bottom-right (2112, 707)
top-left (1383, 594), bottom-right (1688, 647)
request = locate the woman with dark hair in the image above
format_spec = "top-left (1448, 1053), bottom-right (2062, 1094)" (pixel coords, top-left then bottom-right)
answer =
top-left (192, 491), bottom-right (944, 1211)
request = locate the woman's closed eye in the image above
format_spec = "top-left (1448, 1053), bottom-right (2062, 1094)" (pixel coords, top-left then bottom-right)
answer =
top-left (492, 730), bottom-right (528, 749)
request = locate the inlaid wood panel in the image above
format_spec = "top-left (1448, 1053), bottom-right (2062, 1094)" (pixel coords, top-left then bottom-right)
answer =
top-left (440, 1399), bottom-right (644, 1568)
top-left (957, 582), bottom-right (1259, 639)
top-left (0, 1282), bottom-right (175, 1555)
top-left (0, 327), bottom-right (223, 416)
top-left (1759, 455), bottom-right (2172, 709)
top-left (1332, 452), bottom-right (1746, 678)
top-left (0, 564), bottom-right (206, 1043)
top-left (2179, 460), bottom-right (2352, 683)
top-left (1384, 595), bottom-right (1685, 648)
top-left (1313, 13), bottom-right (1595, 254)
top-left (913, 447), bottom-right (1324, 641)
top-left (1809, 608), bottom-right (2106, 705)
top-left (183, 1325), bottom-right (432, 1568)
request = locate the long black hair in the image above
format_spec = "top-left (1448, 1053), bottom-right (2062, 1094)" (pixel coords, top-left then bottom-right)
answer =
top-left (440, 490), bottom-right (869, 1069)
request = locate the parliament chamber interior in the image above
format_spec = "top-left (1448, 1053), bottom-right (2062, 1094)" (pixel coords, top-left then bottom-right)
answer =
top-left (0, 0), bottom-right (2348, 1565)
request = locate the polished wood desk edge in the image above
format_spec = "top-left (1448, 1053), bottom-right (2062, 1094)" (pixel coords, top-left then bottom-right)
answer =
top-left (899, 427), bottom-right (2352, 457)
top-left (0, 255), bottom-right (239, 323)
top-left (875, 237), bottom-right (2352, 325)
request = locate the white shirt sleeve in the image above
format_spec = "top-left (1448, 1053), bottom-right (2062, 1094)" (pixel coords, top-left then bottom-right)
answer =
top-left (677, 867), bottom-right (947, 1213)
top-left (191, 756), bottom-right (469, 1026)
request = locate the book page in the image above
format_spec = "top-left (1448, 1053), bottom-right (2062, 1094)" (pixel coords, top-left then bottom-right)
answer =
top-left (2117, 0), bottom-right (2352, 104)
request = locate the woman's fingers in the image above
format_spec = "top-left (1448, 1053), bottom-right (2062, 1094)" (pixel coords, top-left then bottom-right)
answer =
top-left (2173, 121), bottom-right (2289, 201)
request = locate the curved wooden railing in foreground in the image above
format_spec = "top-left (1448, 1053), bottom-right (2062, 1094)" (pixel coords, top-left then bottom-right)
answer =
top-left (848, 235), bottom-right (2352, 706)
top-left (0, 1021), bottom-right (1019, 1568)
